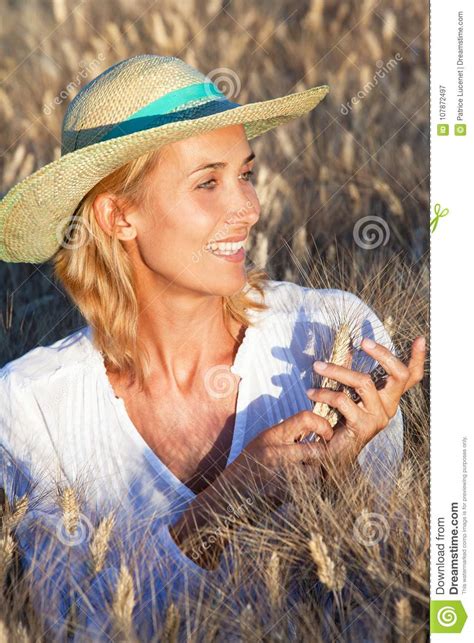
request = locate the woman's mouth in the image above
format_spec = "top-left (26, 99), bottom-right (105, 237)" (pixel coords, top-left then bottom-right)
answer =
top-left (204, 240), bottom-right (246, 262)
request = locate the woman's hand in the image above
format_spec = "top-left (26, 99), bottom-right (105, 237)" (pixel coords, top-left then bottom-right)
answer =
top-left (169, 410), bottom-right (333, 569)
top-left (226, 337), bottom-right (426, 504)
top-left (170, 336), bottom-right (426, 570)
top-left (226, 409), bottom-right (335, 505)
top-left (305, 335), bottom-right (426, 462)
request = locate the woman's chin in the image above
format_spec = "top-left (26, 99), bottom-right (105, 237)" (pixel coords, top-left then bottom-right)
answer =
top-left (208, 271), bottom-right (248, 296)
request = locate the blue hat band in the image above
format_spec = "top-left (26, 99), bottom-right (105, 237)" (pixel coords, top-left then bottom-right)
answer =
top-left (99, 82), bottom-right (241, 144)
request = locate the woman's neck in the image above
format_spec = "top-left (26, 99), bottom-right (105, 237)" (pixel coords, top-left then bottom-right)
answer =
top-left (131, 293), bottom-right (245, 390)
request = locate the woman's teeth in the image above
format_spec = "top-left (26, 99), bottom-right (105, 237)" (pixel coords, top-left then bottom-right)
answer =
top-left (205, 241), bottom-right (245, 255)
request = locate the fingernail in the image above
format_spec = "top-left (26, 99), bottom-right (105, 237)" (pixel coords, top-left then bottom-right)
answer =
top-left (417, 336), bottom-right (426, 350)
top-left (313, 361), bottom-right (327, 371)
top-left (362, 337), bottom-right (376, 349)
top-left (306, 388), bottom-right (316, 395)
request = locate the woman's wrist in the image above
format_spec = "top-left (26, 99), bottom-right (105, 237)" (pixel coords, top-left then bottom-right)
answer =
top-left (168, 464), bottom-right (253, 570)
top-left (168, 518), bottom-right (226, 571)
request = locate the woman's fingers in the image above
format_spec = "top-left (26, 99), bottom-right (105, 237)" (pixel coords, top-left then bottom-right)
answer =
top-left (267, 410), bottom-right (334, 444)
top-left (359, 336), bottom-right (426, 415)
top-left (306, 380), bottom-right (390, 423)
top-left (312, 335), bottom-right (426, 420)
top-left (312, 361), bottom-right (385, 416)
top-left (278, 440), bottom-right (325, 465)
top-left (401, 336), bottom-right (426, 391)
top-left (307, 387), bottom-right (384, 441)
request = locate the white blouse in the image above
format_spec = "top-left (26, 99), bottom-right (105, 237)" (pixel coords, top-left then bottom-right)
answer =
top-left (0, 279), bottom-right (403, 640)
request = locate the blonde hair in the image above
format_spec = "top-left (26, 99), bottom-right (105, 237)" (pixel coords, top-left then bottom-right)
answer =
top-left (52, 147), bottom-right (270, 391)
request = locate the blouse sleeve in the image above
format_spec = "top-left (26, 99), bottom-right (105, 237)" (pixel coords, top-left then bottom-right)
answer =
top-left (300, 287), bottom-right (404, 494)
top-left (0, 365), bottom-right (225, 641)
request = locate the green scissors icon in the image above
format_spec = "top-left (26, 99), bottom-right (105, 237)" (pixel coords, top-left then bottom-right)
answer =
top-left (430, 203), bottom-right (449, 233)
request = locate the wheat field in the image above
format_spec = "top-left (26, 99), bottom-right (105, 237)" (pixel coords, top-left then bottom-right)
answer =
top-left (0, 0), bottom-right (429, 640)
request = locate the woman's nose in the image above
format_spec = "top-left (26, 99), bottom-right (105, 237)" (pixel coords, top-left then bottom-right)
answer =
top-left (249, 205), bottom-right (260, 226)
top-left (226, 200), bottom-right (260, 229)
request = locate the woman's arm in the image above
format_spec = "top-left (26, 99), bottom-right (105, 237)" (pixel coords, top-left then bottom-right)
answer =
top-left (169, 411), bottom-right (348, 570)
top-left (171, 338), bottom-right (425, 569)
top-left (168, 452), bottom-right (278, 570)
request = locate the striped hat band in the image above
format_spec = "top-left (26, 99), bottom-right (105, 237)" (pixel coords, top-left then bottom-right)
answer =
top-left (65, 81), bottom-right (240, 154)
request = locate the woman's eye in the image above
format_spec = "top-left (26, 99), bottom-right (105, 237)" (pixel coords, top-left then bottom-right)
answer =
top-left (197, 179), bottom-right (217, 189)
top-left (197, 170), bottom-right (255, 190)
top-left (241, 169), bottom-right (255, 182)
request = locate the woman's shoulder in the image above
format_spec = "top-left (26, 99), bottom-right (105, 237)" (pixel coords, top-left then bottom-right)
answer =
top-left (254, 279), bottom-right (392, 350)
top-left (257, 279), bottom-right (377, 318)
top-left (0, 326), bottom-right (97, 484)
top-left (0, 325), bottom-right (93, 387)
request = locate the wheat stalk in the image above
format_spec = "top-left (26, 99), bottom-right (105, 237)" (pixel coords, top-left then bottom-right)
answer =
top-left (89, 512), bottom-right (115, 574)
top-left (112, 561), bottom-right (135, 636)
top-left (395, 596), bottom-right (413, 637)
top-left (163, 602), bottom-right (180, 643)
top-left (312, 322), bottom-right (353, 428)
top-left (58, 487), bottom-right (80, 535)
top-left (266, 550), bottom-right (281, 608)
top-left (3, 494), bottom-right (29, 532)
top-left (308, 531), bottom-right (346, 592)
top-left (0, 532), bottom-right (15, 587)
top-left (0, 620), bottom-right (9, 643)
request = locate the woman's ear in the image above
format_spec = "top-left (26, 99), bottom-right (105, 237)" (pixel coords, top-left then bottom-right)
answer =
top-left (93, 192), bottom-right (138, 241)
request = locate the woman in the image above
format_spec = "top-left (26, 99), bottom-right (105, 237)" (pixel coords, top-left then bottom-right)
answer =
top-left (0, 54), bottom-right (425, 640)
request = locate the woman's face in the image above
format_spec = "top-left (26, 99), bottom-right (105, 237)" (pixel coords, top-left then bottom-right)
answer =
top-left (120, 124), bottom-right (261, 297)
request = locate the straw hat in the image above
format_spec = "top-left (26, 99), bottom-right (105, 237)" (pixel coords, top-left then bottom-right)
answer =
top-left (0, 54), bottom-right (329, 264)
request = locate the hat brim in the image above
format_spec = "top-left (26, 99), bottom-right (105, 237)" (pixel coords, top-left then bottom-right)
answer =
top-left (0, 84), bottom-right (329, 263)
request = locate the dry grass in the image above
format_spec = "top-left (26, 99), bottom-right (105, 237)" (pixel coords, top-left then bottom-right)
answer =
top-left (0, 0), bottom-right (428, 640)
top-left (0, 413), bottom-right (429, 639)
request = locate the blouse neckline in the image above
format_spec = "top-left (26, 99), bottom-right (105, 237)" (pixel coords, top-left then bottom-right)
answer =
top-left (83, 304), bottom-right (263, 502)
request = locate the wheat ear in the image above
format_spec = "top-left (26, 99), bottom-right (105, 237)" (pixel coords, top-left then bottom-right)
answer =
top-left (395, 596), bottom-right (413, 637)
top-left (0, 532), bottom-right (15, 588)
top-left (112, 561), bottom-right (135, 635)
top-left (308, 531), bottom-right (346, 592)
top-left (267, 550), bottom-right (281, 608)
top-left (0, 619), bottom-right (9, 643)
top-left (89, 512), bottom-right (116, 574)
top-left (8, 495), bottom-right (29, 531)
top-left (1, 493), bottom-right (29, 533)
top-left (240, 603), bottom-right (257, 641)
top-left (312, 322), bottom-right (353, 427)
top-left (58, 487), bottom-right (80, 535)
top-left (164, 602), bottom-right (180, 643)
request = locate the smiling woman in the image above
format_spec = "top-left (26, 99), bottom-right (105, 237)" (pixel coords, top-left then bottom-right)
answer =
top-left (52, 124), bottom-right (268, 393)
top-left (0, 54), bottom-right (425, 641)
